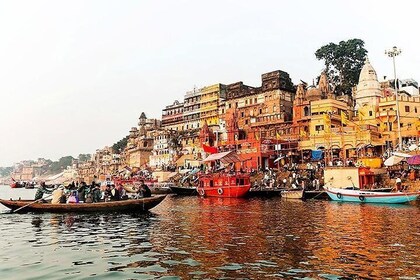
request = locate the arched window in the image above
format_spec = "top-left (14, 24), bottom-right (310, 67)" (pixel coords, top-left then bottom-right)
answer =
top-left (304, 106), bottom-right (310, 116)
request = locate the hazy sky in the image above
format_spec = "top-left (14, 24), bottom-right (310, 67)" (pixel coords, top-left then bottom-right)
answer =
top-left (1, 0), bottom-right (419, 166)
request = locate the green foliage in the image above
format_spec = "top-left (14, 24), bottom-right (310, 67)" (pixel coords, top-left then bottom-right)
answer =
top-left (0, 167), bottom-right (13, 177)
top-left (48, 156), bottom-right (74, 173)
top-left (315, 38), bottom-right (368, 95)
top-left (78, 154), bottom-right (91, 162)
top-left (112, 135), bottom-right (129, 153)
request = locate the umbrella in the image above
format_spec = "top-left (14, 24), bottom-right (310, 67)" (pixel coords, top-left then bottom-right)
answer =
top-left (407, 155), bottom-right (420, 165)
top-left (384, 155), bottom-right (404, 166)
top-left (393, 152), bottom-right (412, 158)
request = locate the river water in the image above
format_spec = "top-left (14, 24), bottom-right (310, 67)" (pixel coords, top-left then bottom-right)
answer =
top-left (0, 186), bottom-right (419, 279)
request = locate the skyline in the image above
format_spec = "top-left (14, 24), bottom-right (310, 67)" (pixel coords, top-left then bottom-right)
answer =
top-left (1, 0), bottom-right (419, 166)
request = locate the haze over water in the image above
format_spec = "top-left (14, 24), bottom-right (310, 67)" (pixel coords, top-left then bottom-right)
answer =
top-left (0, 187), bottom-right (419, 279)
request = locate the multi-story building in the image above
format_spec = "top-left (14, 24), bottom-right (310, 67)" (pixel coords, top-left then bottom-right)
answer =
top-left (214, 70), bottom-right (295, 170)
top-left (123, 112), bottom-right (159, 169)
top-left (161, 100), bottom-right (184, 131)
top-left (199, 83), bottom-right (226, 128)
top-left (183, 88), bottom-right (201, 131)
top-left (149, 129), bottom-right (178, 169)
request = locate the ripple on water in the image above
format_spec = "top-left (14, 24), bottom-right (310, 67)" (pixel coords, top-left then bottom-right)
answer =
top-left (0, 192), bottom-right (419, 279)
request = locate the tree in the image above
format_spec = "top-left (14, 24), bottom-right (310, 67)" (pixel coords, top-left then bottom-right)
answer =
top-left (112, 135), bottom-right (129, 153)
top-left (48, 156), bottom-right (74, 173)
top-left (78, 154), bottom-right (91, 162)
top-left (315, 38), bottom-right (368, 95)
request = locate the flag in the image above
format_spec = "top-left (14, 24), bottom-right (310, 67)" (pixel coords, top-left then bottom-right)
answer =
top-left (202, 144), bottom-right (218, 154)
top-left (276, 131), bottom-right (281, 140)
top-left (341, 111), bottom-right (348, 125)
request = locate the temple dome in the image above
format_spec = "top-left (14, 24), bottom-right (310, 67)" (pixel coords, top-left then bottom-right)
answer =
top-left (358, 57), bottom-right (378, 84)
top-left (306, 87), bottom-right (322, 101)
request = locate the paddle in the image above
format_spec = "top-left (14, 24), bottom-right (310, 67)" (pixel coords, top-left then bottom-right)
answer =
top-left (11, 189), bottom-right (56, 213)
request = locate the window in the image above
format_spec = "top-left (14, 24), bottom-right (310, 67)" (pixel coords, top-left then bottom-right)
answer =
top-left (405, 106), bottom-right (410, 112)
top-left (369, 111), bottom-right (373, 117)
top-left (315, 125), bottom-right (324, 131)
top-left (241, 112), bottom-right (244, 118)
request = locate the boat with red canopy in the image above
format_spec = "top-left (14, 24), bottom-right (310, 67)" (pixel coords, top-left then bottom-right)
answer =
top-left (197, 151), bottom-right (251, 198)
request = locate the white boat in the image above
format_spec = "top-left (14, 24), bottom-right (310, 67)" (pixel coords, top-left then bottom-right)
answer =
top-left (326, 187), bottom-right (419, 204)
top-left (281, 189), bottom-right (304, 199)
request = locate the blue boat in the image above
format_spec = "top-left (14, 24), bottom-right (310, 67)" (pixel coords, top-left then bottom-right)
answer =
top-left (326, 187), bottom-right (419, 204)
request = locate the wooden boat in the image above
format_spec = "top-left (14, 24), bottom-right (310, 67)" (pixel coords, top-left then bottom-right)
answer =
top-left (326, 187), bottom-right (419, 204)
top-left (197, 172), bottom-right (251, 198)
top-left (0, 195), bottom-right (167, 213)
top-left (281, 189), bottom-right (304, 199)
top-left (198, 151), bottom-right (251, 198)
top-left (10, 181), bottom-right (24, 188)
top-left (247, 186), bottom-right (282, 197)
top-left (169, 185), bottom-right (197, 196)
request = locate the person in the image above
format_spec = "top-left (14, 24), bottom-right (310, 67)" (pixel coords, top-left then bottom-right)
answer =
top-left (67, 190), bottom-right (79, 203)
top-left (78, 182), bottom-right (88, 203)
top-left (109, 184), bottom-right (120, 201)
top-left (34, 181), bottom-right (53, 201)
top-left (92, 183), bottom-right (102, 203)
top-left (51, 186), bottom-right (65, 204)
top-left (139, 180), bottom-right (151, 197)
top-left (396, 176), bottom-right (402, 191)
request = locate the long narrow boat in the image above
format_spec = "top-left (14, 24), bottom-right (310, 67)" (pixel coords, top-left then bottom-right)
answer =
top-left (0, 195), bottom-right (167, 213)
top-left (169, 185), bottom-right (197, 196)
top-left (326, 187), bottom-right (419, 204)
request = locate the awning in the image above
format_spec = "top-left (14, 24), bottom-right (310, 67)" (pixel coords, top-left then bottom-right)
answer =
top-left (384, 155), bottom-right (404, 166)
top-left (407, 155), bottom-right (420, 165)
top-left (203, 151), bottom-right (242, 164)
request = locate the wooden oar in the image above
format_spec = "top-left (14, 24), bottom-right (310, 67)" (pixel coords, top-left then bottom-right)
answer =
top-left (11, 192), bottom-right (55, 213)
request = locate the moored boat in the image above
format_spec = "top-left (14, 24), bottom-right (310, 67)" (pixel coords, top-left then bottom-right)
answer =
top-left (281, 189), bottom-right (304, 199)
top-left (169, 185), bottom-right (197, 196)
top-left (0, 195), bottom-right (167, 213)
top-left (197, 172), bottom-right (251, 198)
top-left (326, 187), bottom-right (419, 204)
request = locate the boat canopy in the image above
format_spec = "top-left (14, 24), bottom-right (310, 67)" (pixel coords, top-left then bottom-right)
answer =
top-left (203, 151), bottom-right (242, 164)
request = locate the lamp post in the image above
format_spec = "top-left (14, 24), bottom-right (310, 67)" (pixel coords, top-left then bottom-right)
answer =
top-left (385, 46), bottom-right (402, 151)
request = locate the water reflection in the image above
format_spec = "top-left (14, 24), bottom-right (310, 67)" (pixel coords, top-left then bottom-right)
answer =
top-left (0, 188), bottom-right (419, 279)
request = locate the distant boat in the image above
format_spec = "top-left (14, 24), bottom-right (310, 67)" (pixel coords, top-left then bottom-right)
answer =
top-left (0, 195), bottom-right (167, 213)
top-left (326, 187), bottom-right (419, 204)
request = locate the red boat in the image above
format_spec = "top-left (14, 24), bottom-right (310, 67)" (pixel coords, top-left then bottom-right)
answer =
top-left (197, 172), bottom-right (251, 198)
top-left (10, 179), bottom-right (24, 188)
top-left (197, 151), bottom-right (251, 198)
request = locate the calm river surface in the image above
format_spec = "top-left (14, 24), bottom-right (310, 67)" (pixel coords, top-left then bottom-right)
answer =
top-left (0, 186), bottom-right (419, 279)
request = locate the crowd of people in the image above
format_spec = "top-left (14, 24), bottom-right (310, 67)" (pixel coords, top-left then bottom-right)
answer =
top-left (35, 180), bottom-right (152, 204)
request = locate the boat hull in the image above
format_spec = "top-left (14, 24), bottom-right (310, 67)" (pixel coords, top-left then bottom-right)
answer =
top-left (326, 188), bottom-right (419, 204)
top-left (0, 195), bottom-right (167, 213)
top-left (169, 186), bottom-right (197, 196)
top-left (281, 189), bottom-right (304, 199)
top-left (197, 185), bottom-right (251, 198)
